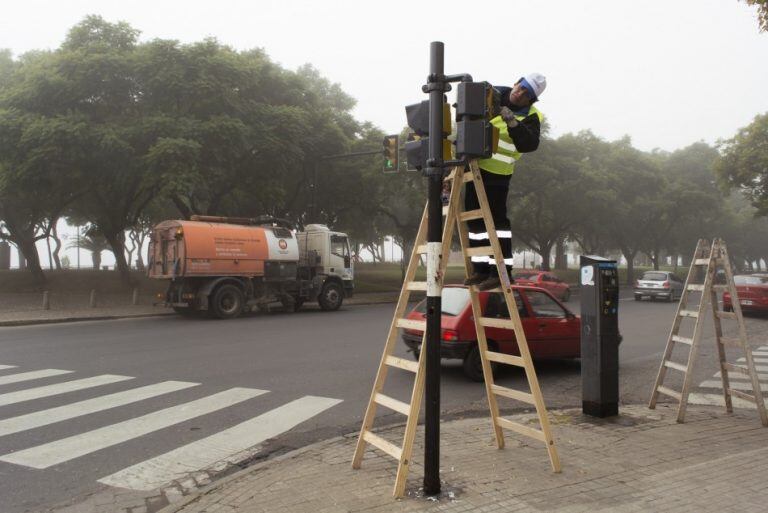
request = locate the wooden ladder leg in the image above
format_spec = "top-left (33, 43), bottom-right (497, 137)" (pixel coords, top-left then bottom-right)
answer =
top-left (710, 284), bottom-right (733, 414)
top-left (649, 239), bottom-right (705, 409)
top-left (352, 205), bottom-right (428, 470)
top-left (718, 240), bottom-right (768, 426)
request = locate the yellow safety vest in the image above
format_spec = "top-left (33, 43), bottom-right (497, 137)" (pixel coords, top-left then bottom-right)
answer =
top-left (478, 105), bottom-right (543, 175)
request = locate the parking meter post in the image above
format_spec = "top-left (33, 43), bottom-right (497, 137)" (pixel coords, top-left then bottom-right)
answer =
top-left (579, 255), bottom-right (620, 417)
top-left (422, 40), bottom-right (445, 497)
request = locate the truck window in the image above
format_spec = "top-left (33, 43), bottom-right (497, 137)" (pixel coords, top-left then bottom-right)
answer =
top-left (330, 235), bottom-right (349, 259)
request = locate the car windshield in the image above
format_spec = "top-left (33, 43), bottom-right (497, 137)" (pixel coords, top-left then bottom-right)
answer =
top-left (734, 275), bottom-right (768, 285)
top-left (514, 272), bottom-right (538, 279)
top-left (642, 272), bottom-right (667, 281)
top-left (414, 287), bottom-right (469, 316)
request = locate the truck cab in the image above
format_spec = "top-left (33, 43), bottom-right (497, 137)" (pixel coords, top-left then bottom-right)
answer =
top-left (297, 224), bottom-right (354, 301)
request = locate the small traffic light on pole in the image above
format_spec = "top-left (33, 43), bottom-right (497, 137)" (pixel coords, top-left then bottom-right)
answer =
top-left (383, 135), bottom-right (399, 173)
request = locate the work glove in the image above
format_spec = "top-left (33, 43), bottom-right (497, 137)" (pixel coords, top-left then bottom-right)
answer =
top-left (500, 106), bottom-right (518, 128)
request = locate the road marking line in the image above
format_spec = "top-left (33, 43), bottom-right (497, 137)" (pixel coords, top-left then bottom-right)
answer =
top-left (737, 357), bottom-right (768, 364)
top-left (0, 387), bottom-right (267, 469)
top-left (731, 363), bottom-right (768, 372)
top-left (0, 381), bottom-right (198, 437)
top-left (750, 351), bottom-right (768, 356)
top-left (714, 372), bottom-right (768, 381)
top-left (0, 365), bottom-right (18, 371)
top-left (0, 369), bottom-right (73, 386)
top-left (0, 375), bottom-right (134, 407)
top-left (688, 392), bottom-right (766, 410)
top-left (98, 395), bottom-right (342, 491)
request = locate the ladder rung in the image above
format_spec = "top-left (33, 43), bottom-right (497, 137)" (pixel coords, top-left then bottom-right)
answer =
top-left (478, 317), bottom-right (516, 330)
top-left (656, 386), bottom-right (682, 401)
top-left (385, 355), bottom-right (419, 373)
top-left (686, 284), bottom-right (705, 292)
top-left (406, 281), bottom-right (427, 291)
top-left (465, 246), bottom-right (494, 257)
top-left (664, 361), bottom-right (688, 373)
top-left (716, 311), bottom-right (737, 320)
top-left (462, 171), bottom-right (473, 182)
top-left (396, 318), bottom-right (426, 331)
top-left (362, 431), bottom-right (402, 460)
top-left (719, 337), bottom-right (743, 348)
top-left (495, 417), bottom-right (546, 442)
top-left (730, 389), bottom-right (757, 404)
top-left (679, 310), bottom-right (700, 318)
top-left (416, 244), bottom-right (427, 254)
top-left (491, 384), bottom-right (535, 405)
top-left (458, 209), bottom-right (484, 222)
top-left (723, 363), bottom-right (750, 376)
top-left (671, 335), bottom-right (693, 346)
top-left (694, 258), bottom-right (710, 265)
top-left (485, 350), bottom-right (525, 368)
top-left (374, 393), bottom-right (411, 416)
top-left (441, 205), bottom-right (449, 216)
top-left (713, 284), bottom-right (729, 292)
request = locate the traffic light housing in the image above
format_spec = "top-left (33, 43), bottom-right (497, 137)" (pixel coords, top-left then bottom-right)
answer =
top-left (383, 135), bottom-right (399, 173)
top-left (455, 81), bottom-right (501, 159)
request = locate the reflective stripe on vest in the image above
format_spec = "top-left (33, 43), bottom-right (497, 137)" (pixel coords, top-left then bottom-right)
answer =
top-left (478, 105), bottom-right (543, 175)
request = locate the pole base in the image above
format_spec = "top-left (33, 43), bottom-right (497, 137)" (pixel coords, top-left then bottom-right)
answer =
top-left (582, 401), bottom-right (618, 418)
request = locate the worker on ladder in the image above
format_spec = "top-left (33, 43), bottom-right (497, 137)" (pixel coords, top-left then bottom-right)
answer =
top-left (464, 73), bottom-right (547, 291)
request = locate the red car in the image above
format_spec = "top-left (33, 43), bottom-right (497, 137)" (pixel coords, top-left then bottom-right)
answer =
top-left (513, 271), bottom-right (572, 301)
top-left (401, 285), bottom-right (580, 381)
top-left (723, 275), bottom-right (768, 313)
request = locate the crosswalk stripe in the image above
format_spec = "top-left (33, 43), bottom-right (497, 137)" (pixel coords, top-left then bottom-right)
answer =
top-left (0, 369), bottom-right (73, 386)
top-left (688, 392), bottom-right (767, 410)
top-left (737, 357), bottom-right (768, 364)
top-left (714, 371), bottom-right (768, 381)
top-left (698, 380), bottom-right (767, 392)
top-left (0, 365), bottom-right (18, 371)
top-left (98, 395), bottom-right (342, 491)
top-left (0, 375), bottom-right (134, 407)
top-left (0, 381), bottom-right (198, 437)
top-left (729, 364), bottom-right (768, 372)
top-left (0, 387), bottom-right (267, 469)
top-left (750, 352), bottom-right (768, 357)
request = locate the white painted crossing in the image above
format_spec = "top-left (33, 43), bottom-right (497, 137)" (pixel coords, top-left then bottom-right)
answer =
top-left (0, 387), bottom-right (267, 468)
top-left (0, 369), bottom-right (73, 386)
top-left (0, 381), bottom-right (198, 437)
top-left (98, 395), bottom-right (343, 491)
top-left (689, 346), bottom-right (768, 410)
top-left (0, 365), bottom-right (18, 371)
top-left (0, 374), bottom-right (134, 407)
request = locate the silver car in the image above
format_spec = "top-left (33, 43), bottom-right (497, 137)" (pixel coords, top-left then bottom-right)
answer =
top-left (634, 271), bottom-right (684, 302)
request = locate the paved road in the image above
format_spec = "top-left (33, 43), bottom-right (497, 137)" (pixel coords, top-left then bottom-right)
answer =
top-left (0, 294), bottom-right (765, 513)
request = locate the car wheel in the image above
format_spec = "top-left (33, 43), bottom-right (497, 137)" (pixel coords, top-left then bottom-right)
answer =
top-left (319, 282), bottom-right (343, 311)
top-left (562, 289), bottom-right (571, 302)
top-left (210, 284), bottom-right (244, 319)
top-left (462, 345), bottom-right (498, 382)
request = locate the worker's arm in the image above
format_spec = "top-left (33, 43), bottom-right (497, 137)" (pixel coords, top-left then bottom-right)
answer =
top-left (507, 113), bottom-right (540, 153)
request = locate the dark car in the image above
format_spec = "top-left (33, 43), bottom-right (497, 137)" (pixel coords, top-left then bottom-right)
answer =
top-left (633, 271), bottom-right (684, 302)
top-left (513, 271), bottom-right (572, 301)
top-left (401, 285), bottom-right (580, 381)
top-left (723, 275), bottom-right (768, 313)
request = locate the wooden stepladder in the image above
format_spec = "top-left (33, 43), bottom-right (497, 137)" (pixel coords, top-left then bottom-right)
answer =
top-left (352, 160), bottom-right (561, 498)
top-left (649, 239), bottom-right (768, 426)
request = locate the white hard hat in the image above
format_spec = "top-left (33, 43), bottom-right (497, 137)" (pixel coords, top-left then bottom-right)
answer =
top-left (521, 72), bottom-right (547, 100)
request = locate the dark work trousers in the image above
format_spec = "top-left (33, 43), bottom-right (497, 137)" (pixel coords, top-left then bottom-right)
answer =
top-left (464, 168), bottom-right (513, 277)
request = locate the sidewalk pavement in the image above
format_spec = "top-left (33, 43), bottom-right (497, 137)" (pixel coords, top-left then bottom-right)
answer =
top-left (0, 291), bottom-right (401, 327)
top-left (160, 403), bottom-right (768, 513)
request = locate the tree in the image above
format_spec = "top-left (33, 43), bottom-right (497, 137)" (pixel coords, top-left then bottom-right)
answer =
top-left (742, 0), bottom-right (768, 32)
top-left (716, 112), bottom-right (768, 216)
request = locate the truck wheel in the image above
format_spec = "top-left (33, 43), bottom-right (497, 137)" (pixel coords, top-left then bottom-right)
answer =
top-left (210, 284), bottom-right (244, 319)
top-left (319, 282), bottom-right (343, 311)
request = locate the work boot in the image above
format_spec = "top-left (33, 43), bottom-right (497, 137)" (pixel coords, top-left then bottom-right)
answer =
top-left (478, 275), bottom-right (501, 291)
top-left (463, 272), bottom-right (488, 286)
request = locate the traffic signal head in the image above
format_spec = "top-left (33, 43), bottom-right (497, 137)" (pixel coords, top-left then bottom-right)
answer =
top-left (405, 100), bottom-right (451, 137)
top-left (383, 135), bottom-right (399, 173)
top-left (456, 82), bottom-right (501, 120)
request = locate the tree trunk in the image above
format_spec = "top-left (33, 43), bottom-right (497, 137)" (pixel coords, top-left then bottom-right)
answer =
top-left (539, 244), bottom-right (553, 271)
top-left (51, 223), bottom-right (62, 270)
top-left (651, 247), bottom-right (660, 271)
top-left (555, 238), bottom-right (567, 270)
top-left (46, 236), bottom-right (53, 270)
top-left (18, 237), bottom-right (45, 283)
top-left (92, 251), bottom-right (102, 270)
top-left (623, 249), bottom-right (637, 286)
top-left (105, 232), bottom-right (134, 286)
